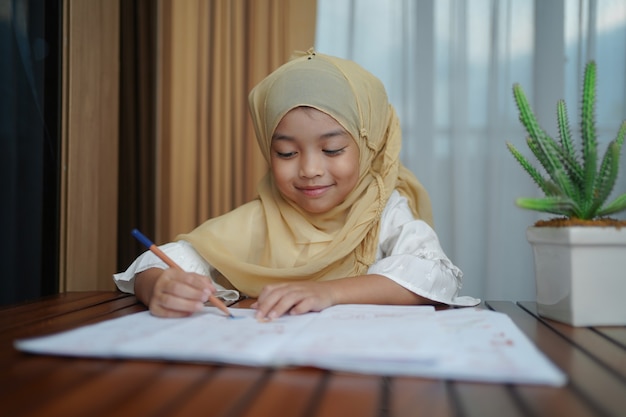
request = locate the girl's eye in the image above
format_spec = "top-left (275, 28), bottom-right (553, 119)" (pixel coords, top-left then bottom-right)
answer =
top-left (275, 151), bottom-right (296, 159)
top-left (323, 147), bottom-right (346, 156)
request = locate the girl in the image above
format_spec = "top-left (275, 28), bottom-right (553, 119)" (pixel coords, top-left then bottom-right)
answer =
top-left (114, 50), bottom-right (480, 319)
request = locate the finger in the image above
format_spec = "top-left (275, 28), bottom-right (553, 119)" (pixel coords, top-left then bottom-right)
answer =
top-left (150, 292), bottom-right (205, 317)
top-left (160, 280), bottom-right (211, 304)
top-left (257, 287), bottom-right (306, 320)
top-left (254, 284), bottom-right (290, 319)
top-left (189, 272), bottom-right (218, 292)
top-left (151, 272), bottom-right (213, 316)
top-left (288, 297), bottom-right (319, 315)
top-left (251, 285), bottom-right (279, 319)
top-left (157, 271), bottom-right (213, 302)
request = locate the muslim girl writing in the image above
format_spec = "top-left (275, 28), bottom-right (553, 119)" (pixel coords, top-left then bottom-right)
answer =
top-left (114, 50), bottom-right (480, 319)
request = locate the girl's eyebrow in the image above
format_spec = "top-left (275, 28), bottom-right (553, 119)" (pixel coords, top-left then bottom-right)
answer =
top-left (271, 132), bottom-right (292, 141)
top-left (320, 129), bottom-right (348, 139)
top-left (271, 129), bottom-right (348, 141)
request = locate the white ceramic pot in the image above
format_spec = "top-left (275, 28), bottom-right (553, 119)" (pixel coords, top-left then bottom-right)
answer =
top-left (526, 226), bottom-right (626, 326)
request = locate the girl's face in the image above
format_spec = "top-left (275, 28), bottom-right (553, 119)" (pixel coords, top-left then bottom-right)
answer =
top-left (270, 107), bottom-right (359, 214)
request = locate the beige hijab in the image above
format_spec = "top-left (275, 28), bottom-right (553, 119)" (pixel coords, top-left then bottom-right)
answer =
top-left (178, 50), bottom-right (433, 297)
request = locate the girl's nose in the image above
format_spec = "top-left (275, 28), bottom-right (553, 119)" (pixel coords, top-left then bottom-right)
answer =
top-left (299, 153), bottom-right (324, 178)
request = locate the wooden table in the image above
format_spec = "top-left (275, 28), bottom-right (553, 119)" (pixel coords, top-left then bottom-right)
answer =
top-left (1, 291), bottom-right (625, 417)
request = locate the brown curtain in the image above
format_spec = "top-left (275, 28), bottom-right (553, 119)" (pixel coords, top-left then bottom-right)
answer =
top-left (117, 0), bottom-right (157, 270)
top-left (155, 0), bottom-right (317, 242)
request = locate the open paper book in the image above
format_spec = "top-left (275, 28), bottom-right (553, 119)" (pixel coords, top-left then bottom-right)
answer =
top-left (15, 304), bottom-right (566, 386)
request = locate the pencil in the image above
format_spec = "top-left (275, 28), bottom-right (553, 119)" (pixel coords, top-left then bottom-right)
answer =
top-left (131, 228), bottom-right (235, 318)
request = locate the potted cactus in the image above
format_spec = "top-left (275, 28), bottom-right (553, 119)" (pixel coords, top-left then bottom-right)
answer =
top-left (507, 60), bottom-right (626, 326)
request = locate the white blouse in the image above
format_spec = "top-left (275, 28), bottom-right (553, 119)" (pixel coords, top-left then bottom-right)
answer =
top-left (113, 190), bottom-right (480, 307)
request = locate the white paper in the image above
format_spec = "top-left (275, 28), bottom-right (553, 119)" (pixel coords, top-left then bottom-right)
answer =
top-left (14, 305), bottom-right (566, 386)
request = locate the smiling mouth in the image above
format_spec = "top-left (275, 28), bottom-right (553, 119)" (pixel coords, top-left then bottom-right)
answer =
top-left (298, 185), bottom-right (331, 197)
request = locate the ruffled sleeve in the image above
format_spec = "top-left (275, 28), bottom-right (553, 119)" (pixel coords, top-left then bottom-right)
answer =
top-left (367, 191), bottom-right (480, 307)
top-left (112, 241), bottom-right (240, 302)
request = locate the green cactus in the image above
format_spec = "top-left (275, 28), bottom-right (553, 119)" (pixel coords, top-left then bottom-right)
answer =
top-left (506, 60), bottom-right (626, 220)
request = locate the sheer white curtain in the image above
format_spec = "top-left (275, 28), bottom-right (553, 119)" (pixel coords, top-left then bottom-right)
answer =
top-left (315, 0), bottom-right (626, 301)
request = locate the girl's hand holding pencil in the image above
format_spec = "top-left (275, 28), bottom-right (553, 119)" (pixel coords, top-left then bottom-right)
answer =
top-left (132, 229), bottom-right (235, 319)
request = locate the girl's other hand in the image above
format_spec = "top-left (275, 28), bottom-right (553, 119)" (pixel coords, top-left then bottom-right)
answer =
top-left (251, 281), bottom-right (334, 320)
